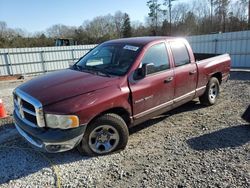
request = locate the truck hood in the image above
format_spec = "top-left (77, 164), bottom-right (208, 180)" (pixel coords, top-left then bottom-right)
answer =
top-left (18, 69), bottom-right (119, 105)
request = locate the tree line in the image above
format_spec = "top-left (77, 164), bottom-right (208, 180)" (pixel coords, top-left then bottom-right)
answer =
top-left (0, 0), bottom-right (249, 48)
top-left (147, 0), bottom-right (249, 35)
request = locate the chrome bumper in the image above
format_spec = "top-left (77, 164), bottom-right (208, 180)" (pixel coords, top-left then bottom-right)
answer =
top-left (15, 123), bottom-right (83, 153)
top-left (14, 110), bottom-right (86, 153)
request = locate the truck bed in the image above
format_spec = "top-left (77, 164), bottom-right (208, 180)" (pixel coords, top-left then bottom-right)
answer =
top-left (194, 53), bottom-right (231, 91)
top-left (194, 53), bottom-right (221, 61)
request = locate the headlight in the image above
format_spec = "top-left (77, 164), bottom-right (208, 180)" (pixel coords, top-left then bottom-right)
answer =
top-left (45, 114), bottom-right (79, 129)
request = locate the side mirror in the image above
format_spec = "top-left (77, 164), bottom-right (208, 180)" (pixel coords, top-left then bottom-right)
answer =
top-left (134, 63), bottom-right (154, 80)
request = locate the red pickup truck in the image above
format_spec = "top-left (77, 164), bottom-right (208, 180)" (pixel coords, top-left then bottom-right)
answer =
top-left (13, 37), bottom-right (231, 156)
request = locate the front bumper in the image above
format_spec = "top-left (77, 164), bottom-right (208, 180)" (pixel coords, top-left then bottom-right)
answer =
top-left (13, 111), bottom-right (86, 153)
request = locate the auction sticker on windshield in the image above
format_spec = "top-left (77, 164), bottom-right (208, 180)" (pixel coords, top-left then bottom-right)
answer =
top-left (123, 45), bottom-right (139, 51)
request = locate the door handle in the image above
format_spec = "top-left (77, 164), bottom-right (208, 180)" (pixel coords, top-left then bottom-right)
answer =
top-left (189, 70), bottom-right (197, 75)
top-left (164, 77), bottom-right (173, 83)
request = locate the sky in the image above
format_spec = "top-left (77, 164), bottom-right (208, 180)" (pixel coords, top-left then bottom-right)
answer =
top-left (0, 0), bottom-right (152, 33)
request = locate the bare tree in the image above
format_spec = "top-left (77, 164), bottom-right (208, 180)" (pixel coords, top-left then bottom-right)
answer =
top-left (147, 0), bottom-right (162, 35)
top-left (230, 1), bottom-right (247, 21)
top-left (191, 0), bottom-right (210, 21)
top-left (163, 0), bottom-right (179, 35)
top-left (214, 0), bottom-right (230, 32)
top-left (171, 3), bottom-right (189, 23)
top-left (131, 21), bottom-right (150, 36)
top-left (114, 11), bottom-right (125, 38)
top-left (83, 14), bottom-right (116, 42)
top-left (0, 21), bottom-right (7, 37)
top-left (239, 0), bottom-right (250, 28)
top-left (46, 24), bottom-right (76, 38)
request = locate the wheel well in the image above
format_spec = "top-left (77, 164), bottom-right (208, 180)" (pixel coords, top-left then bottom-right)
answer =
top-left (211, 72), bottom-right (222, 84)
top-left (89, 107), bottom-right (131, 126)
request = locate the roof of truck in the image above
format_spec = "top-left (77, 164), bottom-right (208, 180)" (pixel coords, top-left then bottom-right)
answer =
top-left (104, 36), bottom-right (176, 46)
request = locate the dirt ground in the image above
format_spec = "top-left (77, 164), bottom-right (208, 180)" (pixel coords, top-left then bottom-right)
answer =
top-left (0, 72), bottom-right (249, 187)
top-left (0, 75), bottom-right (24, 81)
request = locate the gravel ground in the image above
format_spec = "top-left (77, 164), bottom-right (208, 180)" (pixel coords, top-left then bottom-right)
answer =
top-left (0, 77), bottom-right (33, 116)
top-left (0, 72), bottom-right (249, 187)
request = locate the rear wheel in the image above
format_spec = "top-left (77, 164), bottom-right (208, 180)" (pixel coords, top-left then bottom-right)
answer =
top-left (199, 77), bottom-right (220, 106)
top-left (77, 113), bottom-right (129, 156)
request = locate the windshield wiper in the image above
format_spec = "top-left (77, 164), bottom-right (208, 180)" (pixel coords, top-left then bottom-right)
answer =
top-left (101, 65), bottom-right (122, 76)
top-left (73, 64), bottom-right (112, 77)
top-left (84, 66), bottom-right (112, 77)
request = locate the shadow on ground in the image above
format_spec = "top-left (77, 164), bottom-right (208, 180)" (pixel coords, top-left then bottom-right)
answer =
top-left (187, 124), bottom-right (250, 151)
top-left (0, 100), bottom-right (205, 185)
top-left (1, 101), bottom-right (247, 185)
top-left (0, 134), bottom-right (89, 185)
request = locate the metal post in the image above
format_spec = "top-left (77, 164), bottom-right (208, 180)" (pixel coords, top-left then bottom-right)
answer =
top-left (40, 51), bottom-right (46, 73)
top-left (71, 49), bottom-right (75, 62)
top-left (68, 49), bottom-right (75, 67)
top-left (210, 0), bottom-right (213, 31)
top-left (3, 53), bottom-right (11, 75)
top-left (214, 39), bottom-right (218, 54)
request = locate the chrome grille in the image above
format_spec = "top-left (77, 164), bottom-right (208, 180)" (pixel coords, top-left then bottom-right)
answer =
top-left (13, 88), bottom-right (45, 128)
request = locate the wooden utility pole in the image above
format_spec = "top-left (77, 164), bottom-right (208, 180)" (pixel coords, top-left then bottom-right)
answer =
top-left (168, 0), bottom-right (177, 36)
top-left (210, 0), bottom-right (213, 29)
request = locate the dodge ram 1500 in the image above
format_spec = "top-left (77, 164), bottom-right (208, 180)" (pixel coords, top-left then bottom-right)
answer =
top-left (13, 37), bottom-right (231, 156)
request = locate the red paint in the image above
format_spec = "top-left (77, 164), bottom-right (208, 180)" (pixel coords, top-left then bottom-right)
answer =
top-left (18, 37), bottom-right (231, 127)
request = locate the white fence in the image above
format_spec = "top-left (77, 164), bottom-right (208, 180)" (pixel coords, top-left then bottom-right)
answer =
top-left (187, 30), bottom-right (250, 68)
top-left (0, 30), bottom-right (250, 76)
top-left (0, 45), bottom-right (97, 76)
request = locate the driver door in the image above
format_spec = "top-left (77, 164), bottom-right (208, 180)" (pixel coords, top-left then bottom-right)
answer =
top-left (129, 42), bottom-right (175, 120)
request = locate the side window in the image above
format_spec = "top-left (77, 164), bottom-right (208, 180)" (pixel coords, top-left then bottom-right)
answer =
top-left (170, 41), bottom-right (190, 67)
top-left (142, 43), bottom-right (169, 74)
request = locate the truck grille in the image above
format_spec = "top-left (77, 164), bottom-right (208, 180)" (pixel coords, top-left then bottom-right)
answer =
top-left (13, 89), bottom-right (45, 128)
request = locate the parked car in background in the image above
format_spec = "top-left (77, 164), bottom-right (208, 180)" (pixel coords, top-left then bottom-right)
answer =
top-left (13, 37), bottom-right (231, 156)
top-left (55, 38), bottom-right (77, 46)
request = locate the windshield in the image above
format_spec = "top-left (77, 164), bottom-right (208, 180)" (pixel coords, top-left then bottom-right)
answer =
top-left (75, 44), bottom-right (142, 76)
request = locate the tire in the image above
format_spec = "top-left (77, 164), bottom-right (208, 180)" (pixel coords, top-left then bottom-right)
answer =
top-left (77, 113), bottom-right (129, 156)
top-left (199, 77), bottom-right (220, 106)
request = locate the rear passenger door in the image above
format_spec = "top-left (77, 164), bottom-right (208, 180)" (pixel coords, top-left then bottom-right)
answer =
top-left (129, 42), bottom-right (174, 118)
top-left (169, 41), bottom-right (197, 104)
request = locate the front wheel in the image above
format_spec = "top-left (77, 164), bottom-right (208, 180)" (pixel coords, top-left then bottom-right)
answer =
top-left (199, 77), bottom-right (220, 106)
top-left (77, 113), bottom-right (129, 156)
